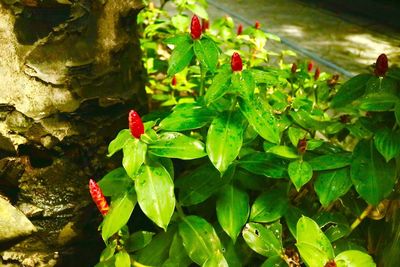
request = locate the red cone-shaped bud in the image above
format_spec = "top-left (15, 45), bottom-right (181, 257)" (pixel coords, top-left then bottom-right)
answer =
top-left (231, 52), bottom-right (243, 72)
top-left (255, 20), bottom-right (261, 29)
top-left (307, 61), bottom-right (313, 72)
top-left (190, 15), bottom-right (202, 39)
top-left (291, 63), bottom-right (297, 74)
top-left (171, 75), bottom-right (177, 86)
top-left (202, 19), bottom-right (209, 32)
top-left (237, 24), bottom-right (243, 35)
top-left (324, 260), bottom-right (337, 267)
top-left (374, 53), bottom-right (388, 76)
top-left (297, 138), bottom-right (307, 154)
top-left (128, 110), bottom-right (144, 139)
top-left (89, 179), bottom-right (109, 216)
top-left (314, 67), bottom-right (320, 80)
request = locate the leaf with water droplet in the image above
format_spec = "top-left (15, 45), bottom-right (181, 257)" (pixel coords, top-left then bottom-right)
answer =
top-left (242, 222), bottom-right (283, 257)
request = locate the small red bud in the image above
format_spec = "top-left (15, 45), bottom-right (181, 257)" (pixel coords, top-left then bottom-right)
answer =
top-left (314, 67), bottom-right (320, 80)
top-left (339, 114), bottom-right (351, 124)
top-left (327, 74), bottom-right (339, 87)
top-left (297, 138), bottom-right (307, 154)
top-left (255, 20), bottom-right (261, 29)
top-left (201, 19), bottom-right (209, 33)
top-left (307, 61), bottom-right (313, 72)
top-left (374, 53), bottom-right (388, 76)
top-left (237, 24), bottom-right (243, 35)
top-left (190, 15), bottom-right (202, 40)
top-left (231, 52), bottom-right (243, 72)
top-left (291, 63), bottom-right (297, 74)
top-left (128, 110), bottom-right (144, 139)
top-left (89, 179), bottom-right (109, 216)
top-left (324, 260), bottom-right (337, 267)
top-left (171, 75), bottom-right (177, 86)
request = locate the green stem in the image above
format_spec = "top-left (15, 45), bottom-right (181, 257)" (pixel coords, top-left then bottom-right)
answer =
top-left (350, 204), bottom-right (374, 231)
top-left (176, 202), bottom-right (185, 219)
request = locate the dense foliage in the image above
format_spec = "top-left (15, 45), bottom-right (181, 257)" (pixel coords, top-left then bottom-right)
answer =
top-left (91, 1), bottom-right (400, 266)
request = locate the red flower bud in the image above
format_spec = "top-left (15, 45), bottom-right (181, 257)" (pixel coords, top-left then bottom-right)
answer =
top-left (255, 20), bottom-right (261, 29)
top-left (297, 138), bottom-right (307, 154)
top-left (237, 24), bottom-right (243, 35)
top-left (339, 114), bottom-right (350, 124)
top-left (307, 61), bottom-right (313, 72)
top-left (314, 67), bottom-right (320, 80)
top-left (327, 74), bottom-right (339, 87)
top-left (190, 15), bottom-right (202, 40)
top-left (231, 52), bottom-right (243, 72)
top-left (171, 75), bottom-right (177, 86)
top-left (291, 63), bottom-right (297, 74)
top-left (374, 53), bottom-right (388, 76)
top-left (128, 110), bottom-right (144, 139)
top-left (89, 179), bottom-right (109, 216)
top-left (202, 19), bottom-right (209, 33)
top-left (324, 260), bottom-right (337, 267)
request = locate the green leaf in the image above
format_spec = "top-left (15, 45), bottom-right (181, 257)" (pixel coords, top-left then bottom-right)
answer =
top-left (288, 127), bottom-right (307, 147)
top-left (284, 206), bottom-right (303, 238)
top-left (238, 152), bottom-right (288, 178)
top-left (202, 252), bottom-right (229, 267)
top-left (187, 3), bottom-right (208, 19)
top-left (267, 145), bottom-right (299, 159)
top-left (159, 103), bottom-right (216, 131)
top-left (216, 183), bottom-right (250, 243)
top-left (238, 70), bottom-right (256, 100)
top-left (162, 233), bottom-right (192, 267)
top-left (314, 168), bottom-right (352, 207)
top-left (100, 240), bottom-right (117, 262)
top-left (167, 39), bottom-right (194, 76)
top-left (135, 163), bottom-right (175, 230)
top-left (115, 251), bottom-right (130, 267)
top-left (125, 231), bottom-right (155, 252)
top-left (288, 160), bottom-right (313, 191)
top-left (350, 140), bottom-right (397, 205)
top-left (335, 250), bottom-right (376, 267)
top-left (331, 74), bottom-right (371, 108)
top-left (242, 222), bottom-right (283, 257)
top-left (205, 66), bottom-right (232, 104)
top-left (102, 189), bottom-right (137, 241)
top-left (395, 102), bottom-right (400, 126)
top-left (179, 215), bottom-right (225, 265)
top-left (250, 187), bottom-right (288, 223)
top-left (374, 128), bottom-right (400, 162)
top-left (296, 216), bottom-right (335, 267)
top-left (149, 132), bottom-right (206, 160)
top-left (193, 37), bottom-right (219, 72)
top-left (98, 168), bottom-right (133, 197)
top-left (207, 110), bottom-right (246, 174)
top-left (261, 256), bottom-right (287, 267)
top-left (308, 153), bottom-right (351, 171)
top-left (359, 93), bottom-right (398, 111)
top-left (239, 96), bottom-right (280, 144)
top-left (122, 138), bottom-right (147, 178)
top-left (108, 129), bottom-right (131, 157)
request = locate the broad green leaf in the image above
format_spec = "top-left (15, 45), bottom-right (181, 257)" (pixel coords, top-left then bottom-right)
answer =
top-left (395, 102), bottom-right (400, 126)
top-left (102, 189), bottom-right (137, 241)
top-left (335, 250), bottom-right (376, 267)
top-left (205, 66), bottom-right (232, 104)
top-left (261, 256), bottom-right (287, 267)
top-left (100, 240), bottom-right (117, 262)
top-left (159, 103), bottom-right (215, 131)
top-left (350, 140), bottom-right (397, 205)
top-left (207, 110), bottom-right (246, 174)
top-left (374, 128), bottom-right (400, 162)
top-left (167, 39), bottom-right (194, 76)
top-left (238, 152), bottom-right (288, 178)
top-left (193, 37), bottom-right (219, 72)
top-left (359, 93), bottom-right (398, 111)
top-left (289, 110), bottom-right (327, 130)
top-left (170, 16), bottom-right (190, 33)
top-left (296, 216), bottom-right (334, 267)
top-left (149, 132), bottom-right (206, 160)
top-left (122, 138), bottom-right (147, 178)
top-left (308, 153), bottom-right (351, 171)
top-left (284, 206), bottom-right (303, 238)
top-left (108, 129), bottom-right (131, 157)
top-left (98, 168), bottom-right (133, 197)
top-left (314, 212), bottom-right (351, 242)
top-left (250, 187), bottom-right (288, 223)
top-left (239, 96), bottom-right (280, 144)
top-left (331, 74), bottom-right (371, 108)
top-left (242, 222), bottom-right (283, 257)
top-left (267, 145), bottom-right (299, 159)
top-left (176, 163), bottom-right (226, 206)
top-left (162, 233), bottom-right (191, 267)
top-left (216, 183), bottom-right (250, 242)
top-left (314, 168), bottom-right (352, 207)
top-left (135, 163), bottom-right (175, 230)
top-left (115, 251), bottom-right (130, 267)
top-left (202, 252), bottom-right (229, 267)
top-left (187, 3), bottom-right (208, 19)
top-left (288, 127), bottom-right (307, 147)
top-left (136, 225), bottom-right (176, 266)
top-left (288, 160), bottom-right (313, 191)
top-left (179, 215), bottom-right (225, 266)
top-left (239, 70), bottom-right (256, 99)
top-left (125, 231), bottom-right (155, 252)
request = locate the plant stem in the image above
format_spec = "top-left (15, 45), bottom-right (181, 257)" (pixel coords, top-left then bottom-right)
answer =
top-left (350, 204), bottom-right (374, 231)
top-left (199, 65), bottom-right (205, 97)
top-left (132, 259), bottom-right (151, 267)
top-left (176, 201), bottom-right (185, 219)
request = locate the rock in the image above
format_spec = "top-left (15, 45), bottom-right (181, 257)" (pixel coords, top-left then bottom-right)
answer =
top-left (57, 221), bottom-right (79, 246)
top-left (0, 197), bottom-right (36, 242)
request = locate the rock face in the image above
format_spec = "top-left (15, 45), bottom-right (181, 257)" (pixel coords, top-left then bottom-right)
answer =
top-left (0, 0), bottom-right (146, 266)
top-left (0, 197), bottom-right (36, 242)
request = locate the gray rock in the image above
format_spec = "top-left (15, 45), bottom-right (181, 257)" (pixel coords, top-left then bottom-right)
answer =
top-left (0, 197), bottom-right (36, 242)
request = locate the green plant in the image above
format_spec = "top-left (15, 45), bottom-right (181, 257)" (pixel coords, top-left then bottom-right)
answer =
top-left (91, 2), bottom-right (400, 267)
